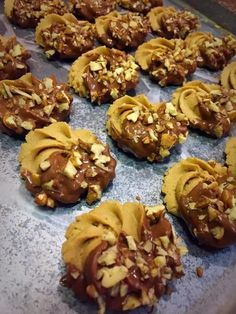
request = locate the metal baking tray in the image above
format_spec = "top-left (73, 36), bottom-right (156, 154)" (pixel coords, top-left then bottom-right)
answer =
top-left (0, 1), bottom-right (235, 313)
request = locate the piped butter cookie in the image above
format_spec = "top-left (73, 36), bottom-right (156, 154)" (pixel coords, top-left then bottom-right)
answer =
top-left (148, 6), bottom-right (199, 39)
top-left (172, 80), bottom-right (233, 138)
top-left (220, 61), bottom-right (236, 90)
top-left (118, 0), bottom-right (163, 14)
top-left (68, 46), bottom-right (140, 104)
top-left (135, 38), bottom-right (197, 86)
top-left (162, 157), bottom-right (236, 248)
top-left (18, 122), bottom-right (116, 207)
top-left (185, 32), bottom-right (236, 71)
top-left (107, 94), bottom-right (189, 161)
top-left (69, 0), bottom-right (116, 22)
top-left (95, 11), bottom-right (150, 50)
top-left (4, 0), bottom-right (68, 28)
top-left (0, 35), bottom-right (31, 80)
top-left (61, 200), bottom-right (185, 313)
top-left (0, 73), bottom-right (72, 137)
top-left (35, 13), bottom-right (96, 59)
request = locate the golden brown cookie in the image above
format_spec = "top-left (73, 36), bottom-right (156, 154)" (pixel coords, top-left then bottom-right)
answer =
top-left (0, 73), bottom-right (72, 137)
top-left (135, 38), bottom-right (197, 86)
top-left (107, 94), bottom-right (189, 161)
top-left (225, 137), bottom-right (236, 177)
top-left (95, 11), bottom-right (150, 50)
top-left (4, 0), bottom-right (68, 28)
top-left (220, 61), bottom-right (236, 90)
top-left (185, 32), bottom-right (236, 71)
top-left (68, 46), bottom-right (140, 104)
top-left (172, 80), bottom-right (232, 138)
top-left (35, 13), bottom-right (96, 59)
top-left (118, 0), bottom-right (163, 14)
top-left (69, 0), bottom-right (116, 22)
top-left (0, 35), bottom-right (31, 80)
top-left (61, 200), bottom-right (185, 313)
top-left (162, 157), bottom-right (236, 248)
top-left (18, 122), bottom-right (116, 207)
top-left (148, 6), bottom-right (199, 39)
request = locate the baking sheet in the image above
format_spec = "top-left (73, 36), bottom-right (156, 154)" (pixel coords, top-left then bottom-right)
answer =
top-left (0, 1), bottom-right (236, 313)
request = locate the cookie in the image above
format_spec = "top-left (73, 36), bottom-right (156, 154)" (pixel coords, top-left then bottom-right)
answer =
top-left (35, 13), bottom-right (96, 59)
top-left (61, 200), bottom-right (185, 313)
top-left (18, 122), bottom-right (116, 207)
top-left (172, 80), bottom-right (232, 137)
top-left (135, 38), bottom-right (197, 86)
top-left (95, 11), bottom-right (150, 50)
top-left (0, 35), bottom-right (31, 80)
top-left (162, 157), bottom-right (236, 248)
top-left (148, 6), bottom-right (199, 39)
top-left (4, 0), bottom-right (68, 28)
top-left (0, 73), bottom-right (72, 137)
top-left (185, 32), bottom-right (236, 71)
top-left (220, 61), bottom-right (236, 90)
top-left (118, 0), bottom-right (163, 14)
top-left (69, 0), bottom-right (116, 22)
top-left (225, 137), bottom-right (236, 177)
top-left (68, 46), bottom-right (140, 104)
top-left (107, 94), bottom-right (189, 161)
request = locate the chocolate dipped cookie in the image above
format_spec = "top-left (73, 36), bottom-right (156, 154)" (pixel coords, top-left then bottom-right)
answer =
top-left (118, 0), bottom-right (163, 14)
top-left (69, 0), bottom-right (116, 22)
top-left (185, 32), bottom-right (236, 71)
top-left (172, 80), bottom-right (234, 137)
top-left (61, 201), bottom-right (185, 313)
top-left (95, 11), bottom-right (150, 50)
top-left (68, 46), bottom-right (140, 104)
top-left (162, 157), bottom-right (236, 248)
top-left (0, 73), bottom-right (72, 137)
top-left (107, 95), bottom-right (188, 161)
top-left (148, 6), bottom-right (199, 39)
top-left (18, 122), bottom-right (116, 207)
top-left (135, 38), bottom-right (197, 86)
top-left (35, 13), bottom-right (96, 59)
top-left (4, 0), bottom-right (68, 28)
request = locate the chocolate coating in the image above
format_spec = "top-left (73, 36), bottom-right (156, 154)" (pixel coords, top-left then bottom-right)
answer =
top-left (0, 36), bottom-right (30, 80)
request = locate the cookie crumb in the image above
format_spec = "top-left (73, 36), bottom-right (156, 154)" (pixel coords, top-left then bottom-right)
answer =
top-left (196, 266), bottom-right (204, 278)
top-left (136, 195), bottom-right (141, 201)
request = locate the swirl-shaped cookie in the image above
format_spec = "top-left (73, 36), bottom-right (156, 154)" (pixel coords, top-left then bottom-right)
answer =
top-left (118, 0), bottom-right (163, 14)
top-left (220, 61), bottom-right (236, 90)
top-left (61, 200), bottom-right (185, 313)
top-left (35, 13), bottom-right (96, 59)
top-left (4, 0), bottom-right (68, 28)
top-left (107, 95), bottom-right (189, 161)
top-left (95, 11), bottom-right (150, 50)
top-left (0, 73), bottom-right (72, 137)
top-left (69, 0), bottom-right (116, 22)
top-left (225, 137), bottom-right (236, 177)
top-left (135, 38), bottom-right (197, 86)
top-left (172, 80), bottom-right (233, 137)
top-left (185, 32), bottom-right (236, 71)
top-left (18, 122), bottom-right (116, 207)
top-left (148, 6), bottom-right (199, 39)
top-left (162, 157), bottom-right (236, 248)
top-left (0, 36), bottom-right (31, 80)
top-left (68, 46), bottom-right (140, 104)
